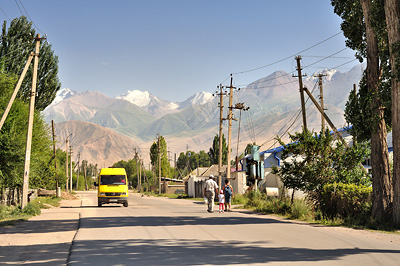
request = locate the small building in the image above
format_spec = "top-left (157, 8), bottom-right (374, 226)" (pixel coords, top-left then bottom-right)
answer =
top-left (185, 165), bottom-right (247, 198)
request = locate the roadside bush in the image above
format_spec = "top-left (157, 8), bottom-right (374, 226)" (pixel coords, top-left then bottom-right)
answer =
top-left (320, 182), bottom-right (372, 220)
top-left (232, 194), bottom-right (247, 205)
top-left (244, 191), bottom-right (266, 210)
top-left (22, 202), bottom-right (41, 216)
top-left (289, 199), bottom-right (313, 220)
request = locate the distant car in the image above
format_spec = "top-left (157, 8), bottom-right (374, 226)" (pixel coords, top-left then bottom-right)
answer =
top-left (94, 168), bottom-right (129, 207)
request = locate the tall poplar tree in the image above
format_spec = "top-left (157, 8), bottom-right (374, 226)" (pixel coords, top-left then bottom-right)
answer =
top-left (331, 0), bottom-right (392, 219)
top-left (384, 0), bottom-right (400, 226)
top-left (0, 16), bottom-right (61, 111)
top-left (208, 134), bottom-right (227, 165)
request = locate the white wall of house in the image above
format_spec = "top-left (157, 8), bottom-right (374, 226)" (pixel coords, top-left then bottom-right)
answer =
top-left (230, 171), bottom-right (247, 195)
top-left (187, 175), bottom-right (208, 198)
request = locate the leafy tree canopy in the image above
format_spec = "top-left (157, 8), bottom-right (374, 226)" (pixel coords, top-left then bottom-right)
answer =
top-left (208, 134), bottom-right (227, 165)
top-left (272, 129), bottom-right (371, 200)
top-left (0, 16), bottom-right (61, 111)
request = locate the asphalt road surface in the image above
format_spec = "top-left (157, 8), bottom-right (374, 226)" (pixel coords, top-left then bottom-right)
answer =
top-left (68, 191), bottom-right (400, 266)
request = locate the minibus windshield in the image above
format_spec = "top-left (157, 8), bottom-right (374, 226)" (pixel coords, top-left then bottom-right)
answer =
top-left (100, 175), bottom-right (126, 185)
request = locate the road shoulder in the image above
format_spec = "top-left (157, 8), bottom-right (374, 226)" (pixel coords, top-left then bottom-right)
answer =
top-left (0, 198), bottom-right (82, 265)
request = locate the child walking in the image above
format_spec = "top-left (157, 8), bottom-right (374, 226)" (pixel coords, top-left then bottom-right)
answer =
top-left (218, 189), bottom-right (225, 213)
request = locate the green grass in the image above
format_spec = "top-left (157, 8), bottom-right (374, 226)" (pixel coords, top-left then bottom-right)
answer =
top-left (0, 196), bottom-right (61, 227)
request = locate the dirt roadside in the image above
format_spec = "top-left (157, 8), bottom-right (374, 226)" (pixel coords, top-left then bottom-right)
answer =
top-left (0, 197), bottom-right (82, 265)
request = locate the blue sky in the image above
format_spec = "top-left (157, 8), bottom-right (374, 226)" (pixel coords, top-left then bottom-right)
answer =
top-left (0, 0), bottom-right (358, 102)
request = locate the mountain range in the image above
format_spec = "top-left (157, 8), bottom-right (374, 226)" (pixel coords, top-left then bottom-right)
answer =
top-left (43, 64), bottom-right (364, 166)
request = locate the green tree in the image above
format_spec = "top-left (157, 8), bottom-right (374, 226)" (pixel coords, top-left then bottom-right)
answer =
top-left (198, 150), bottom-right (211, 168)
top-left (0, 71), bottom-right (54, 199)
top-left (150, 135), bottom-right (172, 178)
top-left (384, 0), bottom-right (400, 226)
top-left (208, 134), bottom-right (227, 165)
top-left (0, 16), bottom-right (61, 110)
top-left (331, 0), bottom-right (393, 220)
top-left (272, 130), bottom-right (370, 204)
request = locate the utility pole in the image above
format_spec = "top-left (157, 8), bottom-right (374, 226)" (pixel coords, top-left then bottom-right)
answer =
top-left (215, 83), bottom-right (226, 189)
top-left (158, 134), bottom-right (161, 194)
top-left (139, 155), bottom-right (142, 192)
top-left (51, 120), bottom-right (59, 197)
top-left (134, 148), bottom-right (139, 191)
top-left (225, 74), bottom-right (236, 183)
top-left (294, 56), bottom-right (308, 132)
top-left (65, 137), bottom-right (69, 192)
top-left (315, 73), bottom-right (327, 132)
top-left (83, 161), bottom-right (88, 191)
top-left (21, 34), bottom-right (43, 209)
top-left (174, 153), bottom-right (176, 171)
top-left (69, 145), bottom-right (73, 193)
top-left (76, 152), bottom-right (80, 190)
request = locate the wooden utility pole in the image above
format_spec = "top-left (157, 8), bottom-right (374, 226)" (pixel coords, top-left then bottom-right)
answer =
top-left (316, 74), bottom-right (327, 132)
top-left (139, 156), bottom-right (142, 191)
top-left (69, 145), bottom-right (73, 193)
top-left (76, 152), bottom-right (80, 190)
top-left (84, 161), bottom-right (88, 191)
top-left (51, 120), bottom-right (59, 197)
top-left (226, 74), bottom-right (236, 183)
top-left (216, 83), bottom-right (225, 189)
top-left (21, 34), bottom-right (42, 208)
top-left (158, 134), bottom-right (161, 194)
top-left (134, 148), bottom-right (139, 191)
top-left (65, 137), bottom-right (69, 191)
top-left (294, 56), bottom-right (307, 132)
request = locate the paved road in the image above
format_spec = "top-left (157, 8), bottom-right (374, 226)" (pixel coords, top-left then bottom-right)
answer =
top-left (68, 191), bottom-right (400, 266)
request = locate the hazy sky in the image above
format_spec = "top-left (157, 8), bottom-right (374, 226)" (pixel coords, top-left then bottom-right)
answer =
top-left (0, 0), bottom-right (358, 102)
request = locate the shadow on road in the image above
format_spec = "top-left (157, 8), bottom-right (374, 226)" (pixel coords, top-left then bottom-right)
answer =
top-left (0, 242), bottom-right (70, 266)
top-left (0, 218), bottom-right (77, 234)
top-left (79, 215), bottom-right (290, 229)
top-left (68, 238), bottom-right (400, 266)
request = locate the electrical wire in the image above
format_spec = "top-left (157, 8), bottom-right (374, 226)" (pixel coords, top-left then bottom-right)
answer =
top-left (14, 0), bottom-right (24, 17)
top-left (259, 79), bottom-right (319, 149)
top-left (232, 32), bottom-right (343, 75)
top-left (17, 0), bottom-right (44, 34)
top-left (0, 6), bottom-right (11, 21)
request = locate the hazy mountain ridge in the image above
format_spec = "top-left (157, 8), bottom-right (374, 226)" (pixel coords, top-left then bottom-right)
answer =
top-left (55, 120), bottom-right (142, 167)
top-left (44, 65), bottom-right (364, 166)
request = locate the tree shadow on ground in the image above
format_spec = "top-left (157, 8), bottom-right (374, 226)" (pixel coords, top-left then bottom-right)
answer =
top-left (0, 242), bottom-right (70, 266)
top-left (68, 238), bottom-right (400, 266)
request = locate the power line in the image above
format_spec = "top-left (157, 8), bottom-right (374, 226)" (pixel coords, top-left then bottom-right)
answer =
top-left (238, 47), bottom-right (351, 89)
top-left (0, 6), bottom-right (11, 21)
top-left (232, 32), bottom-right (343, 75)
top-left (18, 0), bottom-right (43, 34)
top-left (14, 0), bottom-right (24, 17)
top-left (13, 0), bottom-right (44, 34)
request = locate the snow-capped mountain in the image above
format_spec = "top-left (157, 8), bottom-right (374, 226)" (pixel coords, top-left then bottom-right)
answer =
top-left (178, 91), bottom-right (214, 110)
top-left (305, 69), bottom-right (338, 83)
top-left (115, 90), bottom-right (214, 117)
top-left (116, 90), bottom-right (179, 118)
top-left (49, 88), bottom-right (76, 106)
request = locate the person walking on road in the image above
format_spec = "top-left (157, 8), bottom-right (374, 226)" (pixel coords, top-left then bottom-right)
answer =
top-left (223, 179), bottom-right (233, 212)
top-left (204, 175), bottom-right (219, 213)
top-left (218, 189), bottom-right (225, 213)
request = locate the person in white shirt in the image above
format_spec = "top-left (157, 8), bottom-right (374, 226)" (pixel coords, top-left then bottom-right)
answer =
top-left (204, 175), bottom-right (219, 213)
